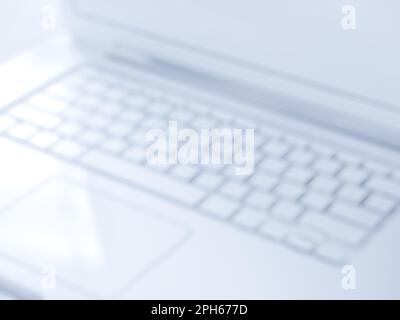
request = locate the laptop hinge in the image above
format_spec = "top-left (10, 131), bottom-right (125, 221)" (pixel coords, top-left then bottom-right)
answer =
top-left (107, 47), bottom-right (400, 151)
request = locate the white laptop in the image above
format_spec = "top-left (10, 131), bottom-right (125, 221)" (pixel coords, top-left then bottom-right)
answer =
top-left (0, 0), bottom-right (400, 299)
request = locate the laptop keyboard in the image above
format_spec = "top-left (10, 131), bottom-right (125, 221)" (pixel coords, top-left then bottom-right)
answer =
top-left (0, 64), bottom-right (399, 265)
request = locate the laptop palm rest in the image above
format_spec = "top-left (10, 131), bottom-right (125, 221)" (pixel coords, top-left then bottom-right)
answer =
top-left (0, 179), bottom-right (189, 298)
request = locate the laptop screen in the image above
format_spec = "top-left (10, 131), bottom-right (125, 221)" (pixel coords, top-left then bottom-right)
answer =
top-left (74, 0), bottom-right (400, 109)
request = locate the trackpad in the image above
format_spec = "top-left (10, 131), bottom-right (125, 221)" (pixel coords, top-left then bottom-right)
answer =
top-left (0, 179), bottom-right (188, 298)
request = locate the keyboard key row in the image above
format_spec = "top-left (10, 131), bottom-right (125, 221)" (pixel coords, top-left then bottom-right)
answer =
top-left (81, 150), bottom-right (206, 206)
top-left (3, 65), bottom-right (400, 267)
top-left (300, 211), bottom-right (365, 245)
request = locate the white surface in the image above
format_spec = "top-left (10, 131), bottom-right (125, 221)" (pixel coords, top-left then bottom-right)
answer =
top-left (0, 131), bottom-right (400, 299)
top-left (0, 3), bottom-right (400, 299)
top-left (0, 40), bottom-right (400, 299)
top-left (0, 179), bottom-right (188, 298)
top-left (76, 0), bottom-right (400, 107)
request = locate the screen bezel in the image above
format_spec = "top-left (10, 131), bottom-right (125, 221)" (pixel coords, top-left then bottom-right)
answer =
top-left (66, 0), bottom-right (400, 141)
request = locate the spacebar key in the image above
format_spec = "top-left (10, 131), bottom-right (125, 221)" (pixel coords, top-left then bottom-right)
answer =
top-left (80, 151), bottom-right (205, 206)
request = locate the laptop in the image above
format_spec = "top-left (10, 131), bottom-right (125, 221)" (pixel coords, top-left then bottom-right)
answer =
top-left (0, 0), bottom-right (399, 299)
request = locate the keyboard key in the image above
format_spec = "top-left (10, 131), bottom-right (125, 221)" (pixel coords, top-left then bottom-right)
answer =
top-left (253, 132), bottom-right (265, 149)
top-left (337, 152), bottom-right (362, 166)
top-left (392, 170), bottom-right (400, 182)
top-left (233, 208), bottom-right (266, 229)
top-left (310, 143), bottom-right (335, 157)
top-left (104, 87), bottom-right (128, 102)
top-left (118, 110), bottom-right (144, 125)
top-left (166, 94), bottom-right (187, 107)
top-left (78, 130), bottom-right (106, 146)
top-left (8, 123), bottom-right (37, 140)
top-left (284, 166), bottom-right (314, 185)
top-left (126, 94), bottom-right (151, 108)
top-left (364, 193), bottom-right (397, 215)
top-left (339, 167), bottom-right (368, 185)
top-left (101, 138), bottom-right (128, 154)
top-left (316, 242), bottom-right (351, 264)
top-left (45, 84), bottom-right (79, 102)
top-left (329, 202), bottom-right (381, 229)
top-left (209, 109), bottom-right (233, 123)
top-left (224, 166), bottom-right (249, 181)
top-left (118, 80), bottom-right (142, 95)
top-left (10, 105), bottom-right (61, 129)
top-left (364, 161), bottom-right (390, 175)
top-left (259, 220), bottom-right (291, 241)
top-left (187, 101), bottom-right (212, 114)
top-left (65, 74), bottom-right (100, 91)
top-left (147, 102), bottom-right (172, 116)
top-left (271, 201), bottom-right (303, 221)
top-left (336, 185), bottom-right (368, 204)
top-left (203, 163), bottom-right (226, 173)
top-left (259, 158), bottom-right (287, 176)
top-left (245, 191), bottom-right (276, 210)
top-left (248, 173), bottom-right (278, 190)
top-left (81, 150), bottom-right (205, 206)
top-left (52, 140), bottom-right (86, 159)
top-left (57, 122), bottom-right (83, 138)
top-left (170, 165), bottom-right (200, 181)
top-left (263, 140), bottom-right (289, 158)
top-left (291, 227), bottom-right (325, 244)
top-left (96, 102), bottom-right (124, 117)
top-left (145, 162), bottom-right (172, 174)
top-left (220, 181), bottom-right (249, 199)
top-left (230, 116), bottom-right (257, 130)
top-left (286, 232), bottom-right (316, 252)
top-left (144, 87), bottom-right (165, 99)
top-left (28, 94), bottom-right (68, 114)
top-left (201, 195), bottom-right (239, 219)
top-left (260, 126), bottom-right (282, 139)
top-left (366, 177), bottom-right (399, 198)
top-left (107, 122), bottom-right (133, 138)
top-left (301, 191), bottom-right (331, 211)
top-left (286, 149), bottom-right (314, 166)
top-left (141, 117), bottom-right (167, 130)
top-left (170, 109), bottom-right (194, 123)
top-left (66, 108), bottom-right (91, 122)
top-left (123, 146), bottom-right (147, 163)
top-left (300, 211), bottom-right (365, 245)
top-left (76, 95), bottom-right (100, 110)
top-left (313, 158), bottom-right (342, 176)
top-left (85, 114), bottom-right (111, 129)
top-left (77, 67), bottom-right (107, 82)
top-left (192, 116), bottom-right (218, 129)
top-left (194, 173), bottom-right (224, 190)
top-left (284, 135), bottom-right (308, 147)
top-left (274, 182), bottom-right (304, 200)
top-left (30, 131), bottom-right (58, 148)
top-left (235, 116), bottom-right (259, 129)
top-left (129, 128), bottom-right (150, 146)
top-left (310, 176), bottom-right (340, 194)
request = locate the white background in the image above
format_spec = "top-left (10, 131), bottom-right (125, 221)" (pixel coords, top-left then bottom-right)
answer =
top-left (78, 0), bottom-right (400, 106)
top-left (0, 0), bottom-right (64, 63)
top-left (1, 0), bottom-right (399, 108)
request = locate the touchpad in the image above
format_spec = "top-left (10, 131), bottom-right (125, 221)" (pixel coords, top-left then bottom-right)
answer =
top-left (0, 179), bottom-right (189, 298)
